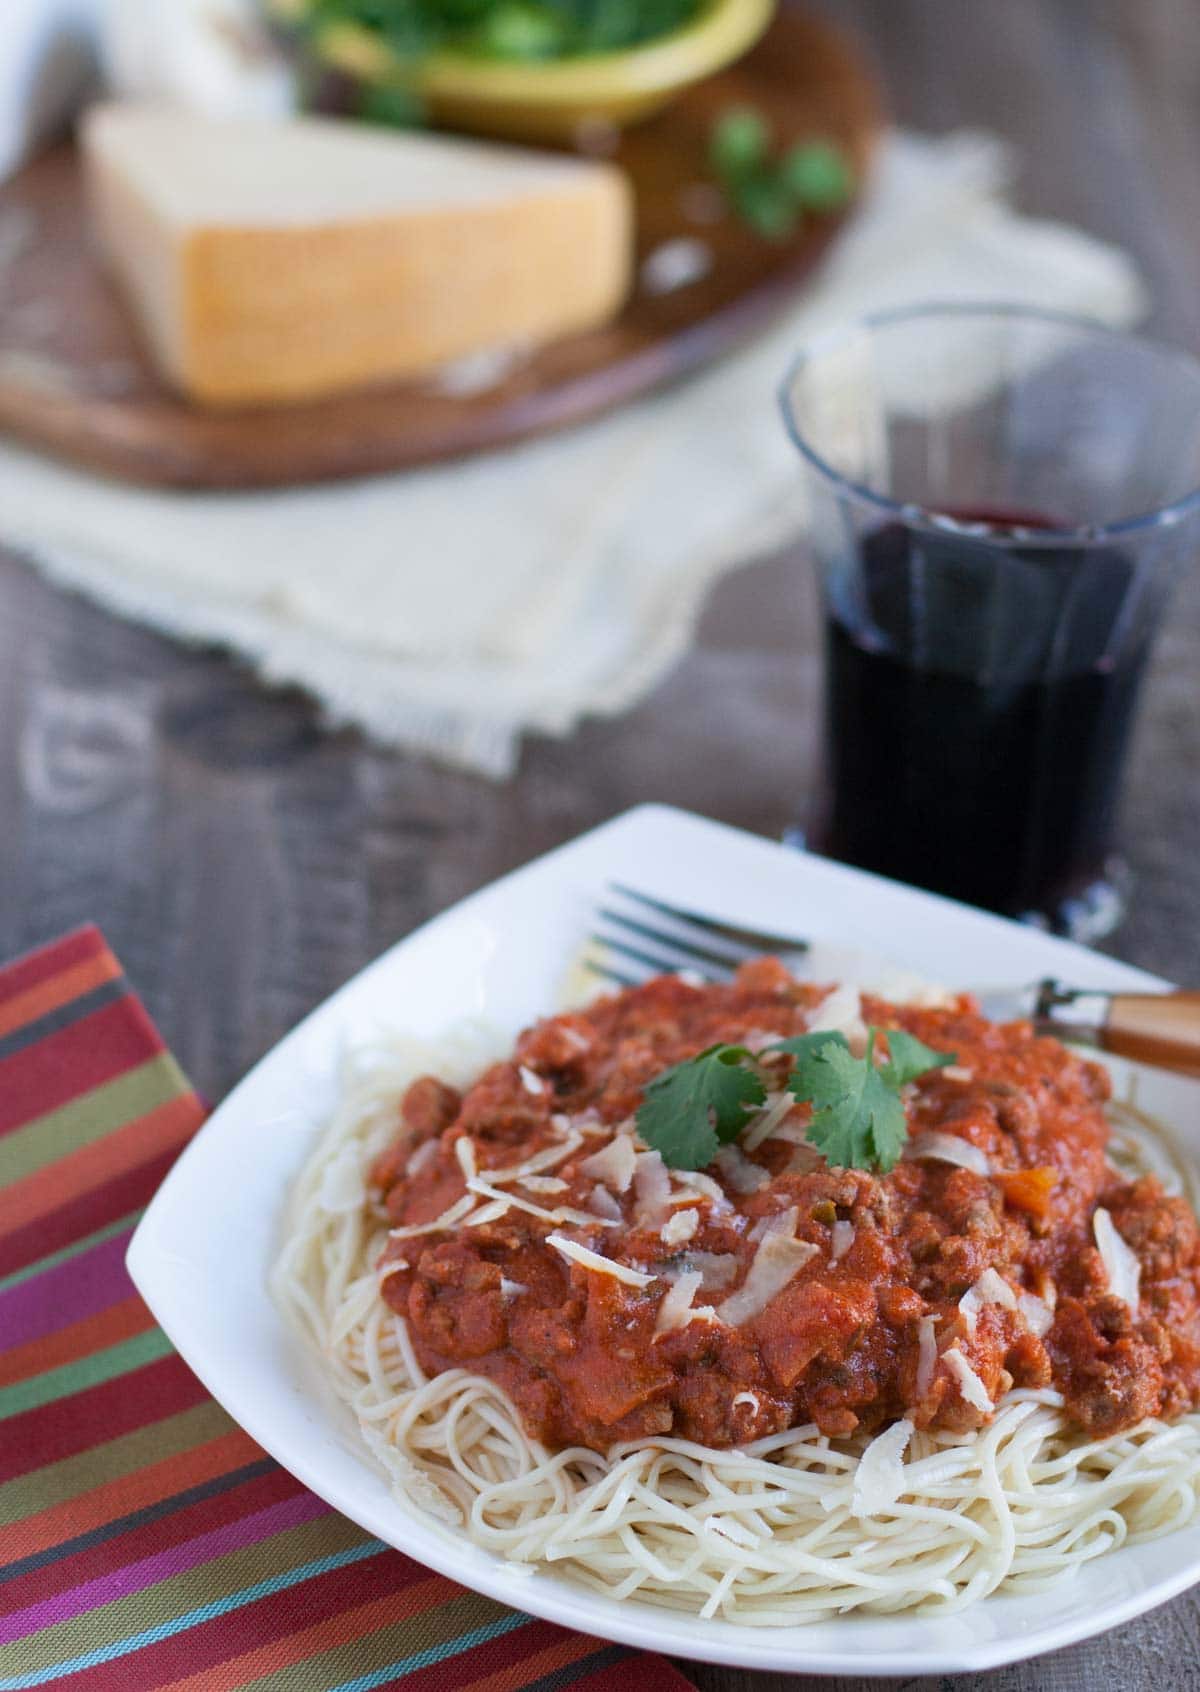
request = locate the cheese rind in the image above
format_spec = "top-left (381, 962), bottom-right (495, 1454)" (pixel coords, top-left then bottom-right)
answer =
top-left (83, 105), bottom-right (633, 407)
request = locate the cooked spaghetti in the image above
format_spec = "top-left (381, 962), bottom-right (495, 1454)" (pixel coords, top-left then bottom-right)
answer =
top-left (272, 965), bottom-right (1200, 1622)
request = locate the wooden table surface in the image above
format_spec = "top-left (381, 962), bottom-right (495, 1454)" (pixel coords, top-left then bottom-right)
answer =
top-left (1, 0), bottom-right (1198, 1686)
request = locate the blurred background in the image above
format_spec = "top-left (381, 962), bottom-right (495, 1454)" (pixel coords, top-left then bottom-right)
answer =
top-left (0, 0), bottom-right (1196, 1061)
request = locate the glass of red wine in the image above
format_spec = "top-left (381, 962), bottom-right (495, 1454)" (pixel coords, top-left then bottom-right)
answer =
top-left (780, 303), bottom-right (1200, 939)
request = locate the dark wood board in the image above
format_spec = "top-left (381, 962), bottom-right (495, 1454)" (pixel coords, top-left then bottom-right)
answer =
top-left (0, 7), bottom-right (880, 490)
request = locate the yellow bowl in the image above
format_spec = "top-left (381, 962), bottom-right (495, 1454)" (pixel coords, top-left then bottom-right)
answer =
top-left (272, 0), bottom-right (777, 143)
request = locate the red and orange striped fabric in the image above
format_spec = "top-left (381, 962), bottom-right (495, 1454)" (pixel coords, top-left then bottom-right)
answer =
top-left (0, 927), bottom-right (694, 1692)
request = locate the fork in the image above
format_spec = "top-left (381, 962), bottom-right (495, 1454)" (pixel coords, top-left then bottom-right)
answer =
top-left (587, 884), bottom-right (1200, 1078)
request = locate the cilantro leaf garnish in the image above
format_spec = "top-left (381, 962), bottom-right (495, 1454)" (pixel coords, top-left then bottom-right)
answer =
top-left (635, 1043), bottom-right (766, 1170)
top-left (782, 1028), bottom-right (954, 1173)
top-left (880, 1029), bottom-right (957, 1088)
top-left (636, 1026), bottom-right (954, 1175)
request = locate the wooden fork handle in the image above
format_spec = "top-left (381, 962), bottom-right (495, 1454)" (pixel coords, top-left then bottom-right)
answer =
top-left (1098, 992), bottom-right (1200, 1077)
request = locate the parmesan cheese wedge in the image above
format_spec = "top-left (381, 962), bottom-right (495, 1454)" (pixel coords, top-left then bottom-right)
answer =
top-left (82, 105), bottom-right (633, 407)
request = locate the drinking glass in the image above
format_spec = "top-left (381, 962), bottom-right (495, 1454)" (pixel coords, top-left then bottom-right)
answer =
top-left (780, 303), bottom-right (1200, 940)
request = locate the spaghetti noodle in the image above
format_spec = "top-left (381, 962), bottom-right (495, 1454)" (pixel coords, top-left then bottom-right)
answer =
top-left (272, 988), bottom-right (1200, 1624)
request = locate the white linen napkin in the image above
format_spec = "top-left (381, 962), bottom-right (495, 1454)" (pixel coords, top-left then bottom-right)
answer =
top-left (0, 129), bottom-right (1145, 777)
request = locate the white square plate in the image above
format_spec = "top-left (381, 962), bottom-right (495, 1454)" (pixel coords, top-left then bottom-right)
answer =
top-left (127, 804), bottom-right (1200, 1677)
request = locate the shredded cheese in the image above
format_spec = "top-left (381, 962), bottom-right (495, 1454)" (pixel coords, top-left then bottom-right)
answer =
top-left (1018, 1291), bottom-right (1054, 1337)
top-left (916, 1313), bottom-right (938, 1397)
top-left (741, 1091), bottom-right (796, 1153)
top-left (655, 1269), bottom-right (705, 1332)
top-left (579, 1135), bottom-right (637, 1193)
top-left (906, 1132), bottom-right (991, 1176)
top-left (943, 1347), bottom-right (994, 1413)
top-left (808, 983), bottom-right (869, 1052)
top-left (519, 1175), bottom-right (568, 1194)
top-left (454, 1138), bottom-right (477, 1181)
top-left (1093, 1207), bottom-right (1141, 1310)
top-left (466, 1174), bottom-right (614, 1229)
top-left (587, 1184), bottom-right (623, 1222)
top-left (405, 1139), bottom-right (438, 1178)
top-left (519, 1065), bottom-right (545, 1095)
top-left (634, 1149), bottom-right (672, 1226)
top-left (464, 1199), bottom-right (511, 1227)
top-left (715, 1208), bottom-right (817, 1326)
top-left (851, 1418), bottom-right (913, 1517)
top-left (713, 1142), bottom-right (769, 1194)
top-left (958, 1268), bottom-right (1016, 1333)
top-left (487, 1134), bottom-right (582, 1182)
top-left (546, 1234), bottom-right (652, 1288)
top-left (387, 1192), bottom-right (476, 1239)
top-left (661, 1207), bottom-right (700, 1247)
top-left (672, 1169), bottom-right (732, 1211)
top-left (830, 1220), bottom-right (854, 1262)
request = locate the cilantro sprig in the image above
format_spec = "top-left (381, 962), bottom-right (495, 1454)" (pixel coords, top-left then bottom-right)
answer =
top-left (636, 1043), bottom-right (766, 1171)
top-left (635, 1028), bottom-right (953, 1174)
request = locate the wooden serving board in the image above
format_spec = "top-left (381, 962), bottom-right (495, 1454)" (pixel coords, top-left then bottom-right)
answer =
top-left (0, 8), bottom-right (880, 489)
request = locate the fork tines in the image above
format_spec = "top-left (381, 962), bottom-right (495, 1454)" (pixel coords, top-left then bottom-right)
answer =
top-left (585, 883), bottom-right (809, 989)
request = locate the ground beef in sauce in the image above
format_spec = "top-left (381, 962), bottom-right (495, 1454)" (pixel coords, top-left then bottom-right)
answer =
top-left (370, 963), bottom-right (1200, 1453)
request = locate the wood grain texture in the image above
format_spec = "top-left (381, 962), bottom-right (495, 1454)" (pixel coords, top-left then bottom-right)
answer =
top-left (0, 0), bottom-right (1198, 1685)
top-left (0, 7), bottom-right (879, 488)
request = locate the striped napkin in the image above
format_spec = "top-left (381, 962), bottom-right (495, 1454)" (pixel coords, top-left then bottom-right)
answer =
top-left (0, 927), bottom-right (693, 1692)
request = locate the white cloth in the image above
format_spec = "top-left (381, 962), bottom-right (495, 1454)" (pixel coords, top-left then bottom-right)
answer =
top-left (0, 130), bottom-right (1145, 777)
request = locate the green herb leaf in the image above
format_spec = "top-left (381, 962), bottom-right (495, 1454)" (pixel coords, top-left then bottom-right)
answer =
top-left (769, 1030), bottom-right (853, 1065)
top-left (731, 173), bottom-right (797, 240)
top-left (880, 1029), bottom-right (956, 1088)
top-left (709, 106), bottom-right (855, 241)
top-left (784, 1026), bottom-right (955, 1173)
top-left (710, 107), bottom-right (771, 179)
top-left (635, 1043), bottom-right (766, 1170)
top-left (779, 140), bottom-right (855, 211)
top-left (635, 1025), bottom-right (953, 1176)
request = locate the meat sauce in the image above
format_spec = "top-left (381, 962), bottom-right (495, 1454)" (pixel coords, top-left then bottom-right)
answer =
top-left (371, 964), bottom-right (1200, 1453)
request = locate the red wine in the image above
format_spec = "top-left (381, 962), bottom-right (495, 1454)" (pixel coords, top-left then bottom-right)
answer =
top-left (821, 511), bottom-right (1148, 917)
